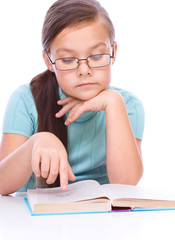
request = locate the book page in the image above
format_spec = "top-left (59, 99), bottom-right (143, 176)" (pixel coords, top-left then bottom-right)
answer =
top-left (101, 184), bottom-right (175, 201)
top-left (28, 180), bottom-right (107, 204)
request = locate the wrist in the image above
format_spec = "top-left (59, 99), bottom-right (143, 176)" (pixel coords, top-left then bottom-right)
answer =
top-left (105, 90), bottom-right (125, 111)
top-left (28, 133), bottom-right (39, 147)
top-left (29, 132), bottom-right (55, 143)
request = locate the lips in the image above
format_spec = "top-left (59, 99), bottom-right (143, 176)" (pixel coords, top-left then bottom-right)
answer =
top-left (77, 83), bottom-right (95, 87)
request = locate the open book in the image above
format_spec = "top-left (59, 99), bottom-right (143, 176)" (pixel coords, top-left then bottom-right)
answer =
top-left (26, 180), bottom-right (175, 215)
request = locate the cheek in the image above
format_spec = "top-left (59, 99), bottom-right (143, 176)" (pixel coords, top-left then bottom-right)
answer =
top-left (106, 67), bottom-right (112, 84)
top-left (54, 71), bottom-right (74, 93)
top-left (54, 71), bottom-right (67, 85)
top-left (106, 70), bottom-right (111, 85)
top-left (97, 68), bottom-right (111, 86)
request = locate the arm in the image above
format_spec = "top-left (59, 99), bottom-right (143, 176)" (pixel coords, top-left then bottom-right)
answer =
top-left (0, 133), bottom-right (33, 195)
top-left (0, 132), bottom-right (75, 195)
top-left (105, 92), bottom-right (143, 185)
top-left (56, 89), bottom-right (143, 185)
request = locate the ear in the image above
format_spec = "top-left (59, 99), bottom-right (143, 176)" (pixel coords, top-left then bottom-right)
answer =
top-left (42, 50), bottom-right (54, 72)
top-left (112, 41), bottom-right (117, 64)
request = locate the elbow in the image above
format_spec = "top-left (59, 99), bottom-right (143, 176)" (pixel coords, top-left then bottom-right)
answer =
top-left (0, 192), bottom-right (10, 196)
top-left (109, 178), bottom-right (139, 186)
top-left (0, 188), bottom-right (10, 196)
top-left (0, 187), bottom-right (10, 196)
top-left (109, 167), bottom-right (144, 186)
top-left (133, 164), bottom-right (144, 185)
top-left (0, 189), bottom-right (15, 196)
top-left (128, 166), bottom-right (144, 186)
top-left (126, 162), bottom-right (144, 186)
top-left (0, 183), bottom-right (16, 196)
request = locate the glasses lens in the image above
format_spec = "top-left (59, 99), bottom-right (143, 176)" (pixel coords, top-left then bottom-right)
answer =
top-left (55, 57), bottom-right (78, 70)
top-left (88, 54), bottom-right (111, 68)
top-left (54, 54), bottom-right (111, 70)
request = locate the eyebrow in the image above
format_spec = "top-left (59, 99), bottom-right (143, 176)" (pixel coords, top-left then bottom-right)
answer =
top-left (55, 42), bottom-right (109, 55)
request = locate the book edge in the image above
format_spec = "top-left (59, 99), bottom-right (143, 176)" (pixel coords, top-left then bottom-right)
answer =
top-left (24, 198), bottom-right (109, 216)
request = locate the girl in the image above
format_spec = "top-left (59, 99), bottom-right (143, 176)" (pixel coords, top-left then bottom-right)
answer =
top-left (0, 0), bottom-right (144, 195)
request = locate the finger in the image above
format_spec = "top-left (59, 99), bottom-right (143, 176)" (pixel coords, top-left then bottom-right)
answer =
top-left (40, 156), bottom-right (50, 179)
top-left (59, 159), bottom-right (68, 191)
top-left (68, 164), bottom-right (76, 181)
top-left (31, 150), bottom-right (41, 178)
top-left (55, 99), bottom-right (80, 118)
top-left (65, 103), bottom-right (85, 125)
top-left (57, 96), bottom-right (74, 105)
top-left (55, 100), bottom-right (76, 118)
top-left (69, 100), bottom-right (98, 121)
top-left (46, 158), bottom-right (59, 185)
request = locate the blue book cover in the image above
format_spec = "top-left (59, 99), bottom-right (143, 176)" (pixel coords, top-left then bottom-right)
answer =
top-left (24, 197), bottom-right (175, 216)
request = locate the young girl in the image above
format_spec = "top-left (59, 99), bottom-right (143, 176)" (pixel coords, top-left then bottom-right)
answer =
top-left (0, 0), bottom-right (144, 195)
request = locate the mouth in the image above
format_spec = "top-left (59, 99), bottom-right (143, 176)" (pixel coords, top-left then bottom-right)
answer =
top-left (77, 83), bottom-right (95, 87)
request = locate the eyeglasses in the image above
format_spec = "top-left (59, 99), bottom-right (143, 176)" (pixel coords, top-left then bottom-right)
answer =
top-left (45, 47), bottom-right (114, 71)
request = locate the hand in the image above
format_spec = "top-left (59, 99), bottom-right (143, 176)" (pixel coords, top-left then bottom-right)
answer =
top-left (31, 132), bottom-right (76, 190)
top-left (55, 89), bottom-right (119, 125)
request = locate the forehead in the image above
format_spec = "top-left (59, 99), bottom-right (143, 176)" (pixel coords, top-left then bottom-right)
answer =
top-left (50, 21), bottom-right (111, 54)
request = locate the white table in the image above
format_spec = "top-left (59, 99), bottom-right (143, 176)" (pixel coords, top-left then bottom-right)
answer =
top-left (1, 193), bottom-right (175, 240)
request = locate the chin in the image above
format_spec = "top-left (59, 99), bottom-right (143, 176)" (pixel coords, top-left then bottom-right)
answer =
top-left (77, 92), bottom-right (99, 101)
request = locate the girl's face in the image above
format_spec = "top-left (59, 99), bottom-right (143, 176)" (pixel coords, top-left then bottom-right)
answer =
top-left (44, 21), bottom-right (117, 100)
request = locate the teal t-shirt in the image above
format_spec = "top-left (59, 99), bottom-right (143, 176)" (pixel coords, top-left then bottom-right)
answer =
top-left (2, 84), bottom-right (144, 191)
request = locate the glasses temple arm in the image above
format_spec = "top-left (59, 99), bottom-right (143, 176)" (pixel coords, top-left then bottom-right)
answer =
top-left (45, 50), bottom-right (54, 65)
top-left (111, 44), bottom-right (115, 58)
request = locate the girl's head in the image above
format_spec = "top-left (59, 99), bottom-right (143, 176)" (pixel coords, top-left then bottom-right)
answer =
top-left (42, 0), bottom-right (117, 100)
top-left (42, 0), bottom-right (115, 51)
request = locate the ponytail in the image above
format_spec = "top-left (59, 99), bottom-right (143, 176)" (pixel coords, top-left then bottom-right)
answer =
top-left (30, 70), bottom-right (67, 187)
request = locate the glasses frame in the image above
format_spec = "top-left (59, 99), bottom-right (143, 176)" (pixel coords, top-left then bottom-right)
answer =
top-left (45, 45), bottom-right (114, 71)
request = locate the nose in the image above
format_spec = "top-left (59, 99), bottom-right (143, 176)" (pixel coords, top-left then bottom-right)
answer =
top-left (76, 59), bottom-right (92, 76)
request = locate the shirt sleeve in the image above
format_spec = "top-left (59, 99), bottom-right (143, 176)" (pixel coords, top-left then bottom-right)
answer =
top-left (124, 92), bottom-right (145, 140)
top-left (2, 85), bottom-right (38, 138)
top-left (110, 86), bottom-right (145, 140)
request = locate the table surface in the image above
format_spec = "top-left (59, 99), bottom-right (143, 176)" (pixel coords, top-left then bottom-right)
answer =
top-left (1, 193), bottom-right (175, 240)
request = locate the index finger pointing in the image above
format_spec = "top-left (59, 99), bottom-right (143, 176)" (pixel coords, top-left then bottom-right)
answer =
top-left (59, 160), bottom-right (68, 191)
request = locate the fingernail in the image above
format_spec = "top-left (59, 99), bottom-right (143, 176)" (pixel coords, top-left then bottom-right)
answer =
top-left (57, 100), bottom-right (62, 104)
top-left (65, 119), bottom-right (72, 125)
top-left (62, 184), bottom-right (68, 191)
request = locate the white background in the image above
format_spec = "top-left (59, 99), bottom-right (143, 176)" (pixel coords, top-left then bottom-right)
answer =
top-left (0, 0), bottom-right (175, 190)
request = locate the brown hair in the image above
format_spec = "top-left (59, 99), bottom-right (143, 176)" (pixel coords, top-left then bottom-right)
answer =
top-left (30, 0), bottom-right (115, 188)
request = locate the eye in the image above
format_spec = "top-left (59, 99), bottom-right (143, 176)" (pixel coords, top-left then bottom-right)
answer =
top-left (61, 57), bottom-right (76, 64)
top-left (89, 55), bottom-right (103, 61)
